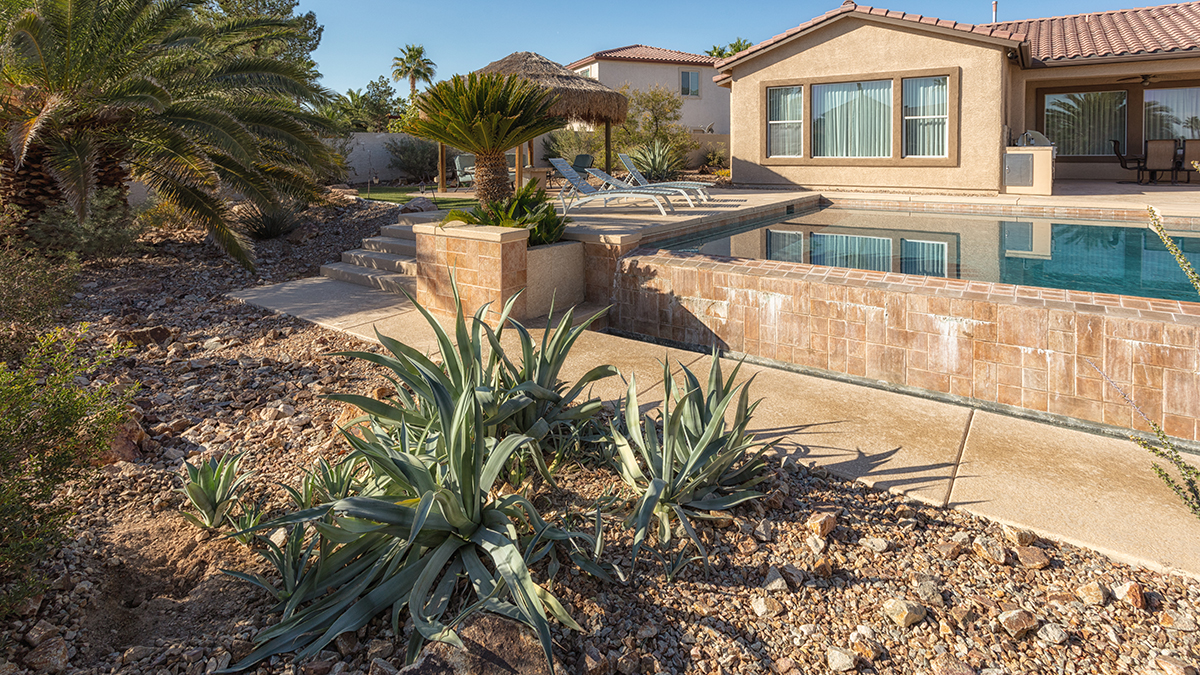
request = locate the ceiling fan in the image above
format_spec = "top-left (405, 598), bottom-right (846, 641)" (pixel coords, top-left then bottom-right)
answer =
top-left (1116, 74), bottom-right (1161, 86)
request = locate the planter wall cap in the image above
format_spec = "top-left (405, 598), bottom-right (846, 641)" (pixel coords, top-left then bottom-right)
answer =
top-left (411, 222), bottom-right (530, 243)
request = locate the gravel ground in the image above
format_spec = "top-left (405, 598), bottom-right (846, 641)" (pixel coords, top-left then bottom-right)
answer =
top-left (1, 196), bottom-right (1197, 675)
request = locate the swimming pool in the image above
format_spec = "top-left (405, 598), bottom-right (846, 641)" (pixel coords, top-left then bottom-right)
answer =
top-left (653, 206), bottom-right (1200, 303)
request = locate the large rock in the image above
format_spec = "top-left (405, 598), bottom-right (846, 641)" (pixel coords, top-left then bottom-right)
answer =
top-left (397, 613), bottom-right (563, 675)
top-left (807, 512), bottom-right (837, 538)
top-left (399, 197), bottom-right (438, 214)
top-left (1114, 580), bottom-right (1146, 610)
top-left (998, 609), bottom-right (1038, 638)
top-left (929, 653), bottom-right (975, 675)
top-left (1075, 580), bottom-right (1110, 607)
top-left (113, 326), bottom-right (171, 347)
top-left (23, 636), bottom-right (68, 672)
top-left (882, 599), bottom-right (926, 628)
top-left (826, 647), bottom-right (857, 672)
top-left (97, 418), bottom-right (146, 465)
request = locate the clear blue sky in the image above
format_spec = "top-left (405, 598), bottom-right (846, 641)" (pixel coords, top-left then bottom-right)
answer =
top-left (296, 0), bottom-right (1154, 95)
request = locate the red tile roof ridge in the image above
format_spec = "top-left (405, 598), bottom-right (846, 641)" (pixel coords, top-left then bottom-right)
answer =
top-left (980, 1), bottom-right (1199, 27)
top-left (566, 44), bottom-right (717, 71)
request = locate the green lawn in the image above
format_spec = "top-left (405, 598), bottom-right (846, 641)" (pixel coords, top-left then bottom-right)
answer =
top-left (358, 185), bottom-right (478, 211)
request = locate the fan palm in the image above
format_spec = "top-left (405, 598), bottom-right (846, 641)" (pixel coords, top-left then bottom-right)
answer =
top-left (405, 72), bottom-right (564, 203)
top-left (390, 43), bottom-right (435, 100)
top-left (0, 0), bottom-right (338, 268)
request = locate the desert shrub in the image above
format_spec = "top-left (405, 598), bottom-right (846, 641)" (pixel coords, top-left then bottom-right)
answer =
top-left (703, 144), bottom-right (728, 169)
top-left (228, 283), bottom-right (614, 671)
top-left (385, 136), bottom-right (441, 182)
top-left (1135, 206), bottom-right (1200, 519)
top-left (714, 168), bottom-right (731, 179)
top-left (237, 201), bottom-right (305, 241)
top-left (22, 188), bottom-right (143, 258)
top-left (135, 197), bottom-right (194, 232)
top-left (0, 243), bottom-right (79, 364)
top-left (612, 84), bottom-right (697, 157)
top-left (0, 328), bottom-right (129, 614)
top-left (629, 140), bottom-right (685, 182)
top-left (541, 129), bottom-right (602, 162)
top-left (611, 354), bottom-right (774, 574)
top-left (443, 179), bottom-right (571, 246)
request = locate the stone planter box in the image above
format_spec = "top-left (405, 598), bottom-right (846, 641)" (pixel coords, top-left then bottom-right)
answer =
top-left (525, 241), bottom-right (584, 319)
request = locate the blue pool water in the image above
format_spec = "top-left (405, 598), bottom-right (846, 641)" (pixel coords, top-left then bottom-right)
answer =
top-left (654, 207), bottom-right (1200, 303)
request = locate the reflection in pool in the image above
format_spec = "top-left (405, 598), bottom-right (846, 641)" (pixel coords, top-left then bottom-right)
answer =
top-left (654, 207), bottom-right (1200, 303)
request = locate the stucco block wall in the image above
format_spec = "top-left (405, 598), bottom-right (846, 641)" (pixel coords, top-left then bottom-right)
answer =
top-left (595, 61), bottom-right (731, 134)
top-left (726, 18), bottom-right (1008, 193)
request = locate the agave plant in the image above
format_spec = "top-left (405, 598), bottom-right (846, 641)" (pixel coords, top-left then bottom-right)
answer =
top-left (223, 522), bottom-right (318, 603)
top-left (228, 387), bottom-right (594, 671)
top-left (179, 453), bottom-right (251, 530)
top-left (228, 500), bottom-right (265, 547)
top-left (611, 355), bottom-right (774, 573)
top-left (630, 140), bottom-right (685, 182)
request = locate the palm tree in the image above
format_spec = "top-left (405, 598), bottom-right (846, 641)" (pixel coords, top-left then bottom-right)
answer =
top-left (0, 0), bottom-right (338, 267)
top-left (390, 44), bottom-right (436, 99)
top-left (404, 72), bottom-right (564, 203)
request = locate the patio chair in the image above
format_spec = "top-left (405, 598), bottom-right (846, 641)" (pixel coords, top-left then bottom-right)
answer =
top-left (453, 155), bottom-right (475, 191)
top-left (549, 157), bottom-right (678, 216)
top-left (547, 154), bottom-right (594, 188)
top-left (618, 153), bottom-right (713, 202)
top-left (1182, 139), bottom-right (1199, 183)
top-left (1111, 140), bottom-right (1146, 185)
top-left (586, 167), bottom-right (696, 207)
top-left (1144, 139), bottom-right (1179, 185)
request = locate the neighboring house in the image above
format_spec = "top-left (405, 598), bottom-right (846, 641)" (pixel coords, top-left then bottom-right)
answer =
top-left (713, 0), bottom-right (1200, 193)
top-left (567, 45), bottom-right (731, 134)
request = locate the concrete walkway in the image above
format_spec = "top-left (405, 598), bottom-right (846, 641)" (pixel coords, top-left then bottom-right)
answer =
top-left (229, 277), bottom-right (1200, 577)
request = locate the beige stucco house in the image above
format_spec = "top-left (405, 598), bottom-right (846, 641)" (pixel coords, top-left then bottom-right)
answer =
top-left (714, 1), bottom-right (1200, 194)
top-left (567, 45), bottom-right (731, 134)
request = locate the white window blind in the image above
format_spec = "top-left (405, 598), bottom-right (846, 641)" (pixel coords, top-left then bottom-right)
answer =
top-left (902, 77), bottom-right (948, 157)
top-left (1145, 87), bottom-right (1200, 140)
top-left (812, 80), bottom-right (892, 158)
top-left (681, 71), bottom-right (700, 97)
top-left (767, 86), bottom-right (803, 158)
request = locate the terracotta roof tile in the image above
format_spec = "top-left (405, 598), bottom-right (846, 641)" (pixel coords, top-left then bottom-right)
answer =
top-left (565, 45), bottom-right (717, 71)
top-left (983, 2), bottom-right (1200, 62)
top-left (714, 3), bottom-right (1023, 70)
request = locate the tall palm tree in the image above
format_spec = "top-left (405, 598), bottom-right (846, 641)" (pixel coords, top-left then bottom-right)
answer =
top-left (0, 0), bottom-right (338, 267)
top-left (404, 72), bottom-right (564, 203)
top-left (390, 44), bottom-right (435, 100)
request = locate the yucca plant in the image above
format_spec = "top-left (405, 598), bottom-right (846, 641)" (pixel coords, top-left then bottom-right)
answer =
top-left (237, 201), bottom-right (305, 241)
top-left (179, 453), bottom-right (251, 530)
top-left (228, 501), bottom-right (265, 547)
top-left (228, 388), bottom-right (594, 672)
top-left (630, 140), bottom-right (685, 182)
top-left (611, 355), bottom-right (774, 573)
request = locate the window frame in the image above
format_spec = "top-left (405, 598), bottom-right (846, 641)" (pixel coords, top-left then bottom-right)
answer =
top-left (758, 67), bottom-right (960, 168)
top-left (680, 69), bottom-right (701, 98)
top-left (901, 76), bottom-right (950, 158)
top-left (766, 85), bottom-right (804, 158)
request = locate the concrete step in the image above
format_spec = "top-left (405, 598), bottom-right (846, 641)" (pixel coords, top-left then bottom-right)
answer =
top-left (319, 262), bottom-right (415, 295)
top-left (379, 224), bottom-right (417, 240)
top-left (361, 236), bottom-right (416, 256)
top-left (395, 210), bottom-right (448, 228)
top-left (341, 249), bottom-right (418, 275)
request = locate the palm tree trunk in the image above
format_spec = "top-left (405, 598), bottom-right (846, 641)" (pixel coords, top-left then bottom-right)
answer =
top-left (0, 146), bottom-right (59, 222)
top-left (473, 151), bottom-right (511, 204)
top-left (410, 76), bottom-right (417, 101)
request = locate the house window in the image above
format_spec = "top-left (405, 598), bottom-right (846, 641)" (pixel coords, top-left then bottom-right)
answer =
top-left (681, 70), bottom-right (700, 97)
top-left (900, 239), bottom-right (947, 277)
top-left (767, 86), bottom-right (803, 157)
top-left (1044, 91), bottom-right (1127, 156)
top-left (812, 80), bottom-right (893, 158)
top-left (575, 66), bottom-right (592, 79)
top-left (902, 76), bottom-right (948, 157)
top-left (810, 233), bottom-right (892, 272)
top-left (1145, 87), bottom-right (1200, 140)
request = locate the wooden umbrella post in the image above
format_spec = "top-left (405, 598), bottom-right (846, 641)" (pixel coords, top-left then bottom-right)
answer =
top-left (437, 142), bottom-right (446, 193)
top-left (605, 121), bottom-right (612, 173)
top-left (515, 145), bottom-right (524, 188)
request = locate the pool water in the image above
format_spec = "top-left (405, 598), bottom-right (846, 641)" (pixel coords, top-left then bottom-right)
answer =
top-left (654, 207), bottom-right (1200, 303)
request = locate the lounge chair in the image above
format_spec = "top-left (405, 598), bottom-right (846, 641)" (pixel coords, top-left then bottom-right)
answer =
top-left (1182, 139), bottom-right (1199, 183)
top-left (549, 158), bottom-right (678, 216)
top-left (453, 155), bottom-right (475, 191)
top-left (618, 153), bottom-right (712, 202)
top-left (586, 167), bottom-right (696, 207)
top-left (1144, 139), bottom-right (1179, 185)
top-left (547, 154), bottom-right (593, 188)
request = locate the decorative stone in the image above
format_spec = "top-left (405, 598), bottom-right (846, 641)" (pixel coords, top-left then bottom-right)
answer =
top-left (949, 605), bottom-right (977, 628)
top-left (398, 613), bottom-right (563, 674)
top-left (335, 632), bottom-right (358, 656)
top-left (577, 644), bottom-right (609, 675)
top-left (782, 564), bottom-right (807, 588)
top-left (826, 647), bottom-right (857, 672)
top-left (1113, 580), bottom-right (1147, 610)
top-left (806, 534), bottom-right (827, 554)
top-left (929, 653), bottom-right (975, 675)
top-left (934, 541), bottom-right (963, 559)
top-left (915, 580), bottom-right (944, 607)
top-left (998, 609), bottom-right (1038, 638)
top-left (1037, 623), bottom-right (1069, 645)
top-left (860, 537), bottom-right (889, 553)
top-left (1154, 655), bottom-right (1199, 675)
top-left (368, 659), bottom-right (398, 675)
top-left (121, 646), bottom-right (155, 664)
top-left (366, 640), bottom-right (394, 662)
top-left (1075, 580), bottom-right (1110, 607)
top-left (23, 636), bottom-right (69, 672)
top-left (0, 661), bottom-right (18, 675)
top-left (752, 596), bottom-right (783, 618)
top-left (973, 537), bottom-right (1008, 565)
top-left (850, 635), bottom-right (882, 661)
top-left (708, 511), bottom-right (734, 528)
top-left (1014, 546), bottom-right (1050, 569)
top-left (1002, 525), bottom-right (1036, 547)
top-left (753, 519), bottom-right (774, 542)
top-left (882, 599), bottom-right (926, 628)
top-left (1160, 610), bottom-right (1198, 632)
top-left (24, 620), bottom-right (58, 647)
top-left (811, 557), bottom-right (833, 579)
top-left (636, 623), bottom-right (658, 639)
top-left (399, 197), bottom-right (438, 214)
top-left (807, 512), bottom-right (837, 538)
top-left (737, 537), bottom-right (759, 555)
top-left (763, 566), bottom-right (788, 592)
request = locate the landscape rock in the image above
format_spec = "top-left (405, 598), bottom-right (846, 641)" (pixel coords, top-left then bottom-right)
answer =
top-left (1037, 622), bottom-right (1069, 645)
top-left (335, 632), bottom-right (358, 656)
top-left (860, 537), bottom-right (890, 553)
top-left (807, 512), bottom-right (837, 538)
top-left (577, 643), bottom-right (610, 675)
top-left (929, 653), bottom-right (975, 675)
top-left (998, 609), bottom-right (1038, 638)
top-left (368, 660), bottom-right (397, 675)
top-left (934, 541), bottom-right (963, 559)
top-left (826, 646), bottom-right (857, 672)
top-left (708, 511), bottom-right (734, 528)
top-left (23, 636), bottom-right (69, 672)
top-left (882, 598), bottom-right (926, 628)
top-left (973, 537), bottom-right (1009, 565)
top-left (915, 580), bottom-right (944, 607)
top-left (1154, 655), bottom-right (1199, 675)
top-left (781, 564), bottom-right (807, 588)
top-left (764, 566), bottom-right (789, 592)
top-left (1014, 545), bottom-right (1051, 569)
top-left (811, 556), bottom-right (833, 578)
top-left (397, 613), bottom-right (563, 674)
top-left (806, 534), bottom-right (827, 554)
top-left (366, 640), bottom-right (394, 662)
top-left (98, 418), bottom-right (146, 465)
top-left (24, 620), bottom-right (58, 647)
top-left (1160, 610), bottom-right (1198, 632)
top-left (1076, 580), bottom-right (1110, 606)
top-left (753, 518), bottom-right (775, 542)
top-left (399, 197), bottom-right (438, 213)
top-left (1003, 525), bottom-right (1036, 546)
top-left (752, 596), bottom-right (784, 618)
top-left (1114, 580), bottom-right (1147, 610)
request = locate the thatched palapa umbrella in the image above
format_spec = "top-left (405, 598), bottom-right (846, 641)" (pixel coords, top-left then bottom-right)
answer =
top-left (477, 51), bottom-right (628, 179)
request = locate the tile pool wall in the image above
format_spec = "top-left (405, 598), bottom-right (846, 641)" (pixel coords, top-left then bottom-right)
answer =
top-left (611, 247), bottom-right (1200, 442)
